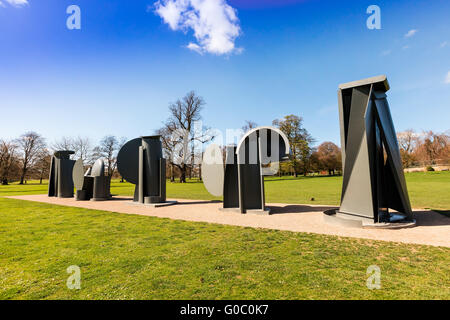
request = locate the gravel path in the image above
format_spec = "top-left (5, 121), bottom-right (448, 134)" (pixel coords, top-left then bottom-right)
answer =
top-left (7, 194), bottom-right (450, 248)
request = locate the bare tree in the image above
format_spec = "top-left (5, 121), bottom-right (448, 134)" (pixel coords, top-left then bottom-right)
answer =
top-left (415, 131), bottom-right (449, 166)
top-left (35, 148), bottom-right (51, 184)
top-left (52, 136), bottom-right (92, 165)
top-left (92, 135), bottom-right (119, 177)
top-left (157, 126), bottom-right (178, 182)
top-left (190, 122), bottom-right (215, 180)
top-left (15, 131), bottom-right (46, 184)
top-left (161, 91), bottom-right (213, 183)
top-left (52, 136), bottom-right (74, 152)
top-left (397, 129), bottom-right (418, 168)
top-left (242, 120), bottom-right (258, 133)
top-left (0, 140), bottom-right (18, 185)
top-left (72, 136), bottom-right (92, 165)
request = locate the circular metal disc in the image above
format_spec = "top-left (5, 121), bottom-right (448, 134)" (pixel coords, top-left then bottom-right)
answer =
top-left (72, 159), bottom-right (85, 190)
top-left (117, 138), bottom-right (141, 184)
top-left (202, 144), bottom-right (224, 197)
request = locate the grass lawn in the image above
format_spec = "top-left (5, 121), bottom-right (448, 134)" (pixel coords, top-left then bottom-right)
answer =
top-left (0, 172), bottom-right (449, 299)
top-left (0, 197), bottom-right (449, 300)
top-left (2, 171), bottom-right (449, 210)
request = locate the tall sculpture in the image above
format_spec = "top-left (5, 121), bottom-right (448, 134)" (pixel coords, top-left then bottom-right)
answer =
top-left (48, 150), bottom-right (75, 198)
top-left (326, 75), bottom-right (414, 227)
top-left (117, 136), bottom-right (173, 206)
top-left (202, 127), bottom-right (290, 214)
top-left (73, 158), bottom-right (111, 201)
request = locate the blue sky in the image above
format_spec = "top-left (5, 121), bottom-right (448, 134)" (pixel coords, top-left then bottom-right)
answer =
top-left (0, 0), bottom-right (449, 147)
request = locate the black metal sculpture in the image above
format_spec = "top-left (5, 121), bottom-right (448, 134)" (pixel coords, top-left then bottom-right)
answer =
top-left (325, 75), bottom-right (415, 227)
top-left (48, 150), bottom-right (75, 198)
top-left (73, 158), bottom-right (111, 201)
top-left (202, 127), bottom-right (290, 214)
top-left (117, 136), bottom-right (173, 206)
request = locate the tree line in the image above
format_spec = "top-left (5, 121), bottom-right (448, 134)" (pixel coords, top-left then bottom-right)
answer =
top-left (397, 130), bottom-right (450, 169)
top-left (2, 91), bottom-right (446, 185)
top-left (0, 134), bottom-right (126, 185)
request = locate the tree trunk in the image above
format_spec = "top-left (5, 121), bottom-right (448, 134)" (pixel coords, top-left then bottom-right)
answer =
top-left (170, 164), bottom-right (175, 182)
top-left (179, 165), bottom-right (186, 183)
top-left (180, 171), bottom-right (186, 183)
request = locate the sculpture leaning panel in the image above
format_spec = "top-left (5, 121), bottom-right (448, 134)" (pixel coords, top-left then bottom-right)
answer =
top-left (117, 136), bottom-right (171, 206)
top-left (73, 158), bottom-right (111, 201)
top-left (48, 150), bottom-right (75, 198)
top-left (325, 75), bottom-right (415, 227)
top-left (202, 127), bottom-right (290, 214)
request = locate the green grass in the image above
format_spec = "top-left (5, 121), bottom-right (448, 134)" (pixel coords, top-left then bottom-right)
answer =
top-left (0, 197), bottom-right (448, 300)
top-left (1, 172), bottom-right (448, 299)
top-left (2, 171), bottom-right (449, 210)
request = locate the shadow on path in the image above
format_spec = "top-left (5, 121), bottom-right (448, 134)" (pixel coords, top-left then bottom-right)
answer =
top-left (268, 204), bottom-right (338, 215)
top-left (414, 210), bottom-right (450, 227)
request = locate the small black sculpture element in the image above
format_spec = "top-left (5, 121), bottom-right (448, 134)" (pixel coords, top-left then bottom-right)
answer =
top-left (324, 75), bottom-right (415, 228)
top-left (203, 127), bottom-right (290, 215)
top-left (48, 150), bottom-right (75, 198)
top-left (73, 158), bottom-right (111, 201)
top-left (117, 136), bottom-right (173, 206)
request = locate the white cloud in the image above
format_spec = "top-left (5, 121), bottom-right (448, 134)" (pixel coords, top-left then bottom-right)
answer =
top-left (445, 71), bottom-right (450, 84)
top-left (154, 0), bottom-right (242, 55)
top-left (404, 29), bottom-right (418, 38)
top-left (381, 49), bottom-right (391, 56)
top-left (0, 0), bottom-right (28, 7)
top-left (440, 41), bottom-right (448, 48)
top-left (186, 42), bottom-right (204, 54)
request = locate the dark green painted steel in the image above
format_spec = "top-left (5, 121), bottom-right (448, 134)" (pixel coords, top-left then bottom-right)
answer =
top-left (338, 75), bottom-right (413, 223)
top-left (48, 150), bottom-right (76, 198)
top-left (117, 136), bottom-right (167, 204)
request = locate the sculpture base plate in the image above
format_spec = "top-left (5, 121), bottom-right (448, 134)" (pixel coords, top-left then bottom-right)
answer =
top-left (219, 207), bottom-right (271, 215)
top-left (130, 200), bottom-right (178, 208)
top-left (323, 209), bottom-right (416, 229)
top-left (90, 197), bottom-right (111, 202)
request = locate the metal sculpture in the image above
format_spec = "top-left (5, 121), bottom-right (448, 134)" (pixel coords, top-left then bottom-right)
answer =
top-left (202, 126), bottom-right (290, 214)
top-left (48, 150), bottom-right (75, 198)
top-left (73, 158), bottom-right (111, 201)
top-left (117, 136), bottom-right (172, 206)
top-left (325, 75), bottom-right (414, 227)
